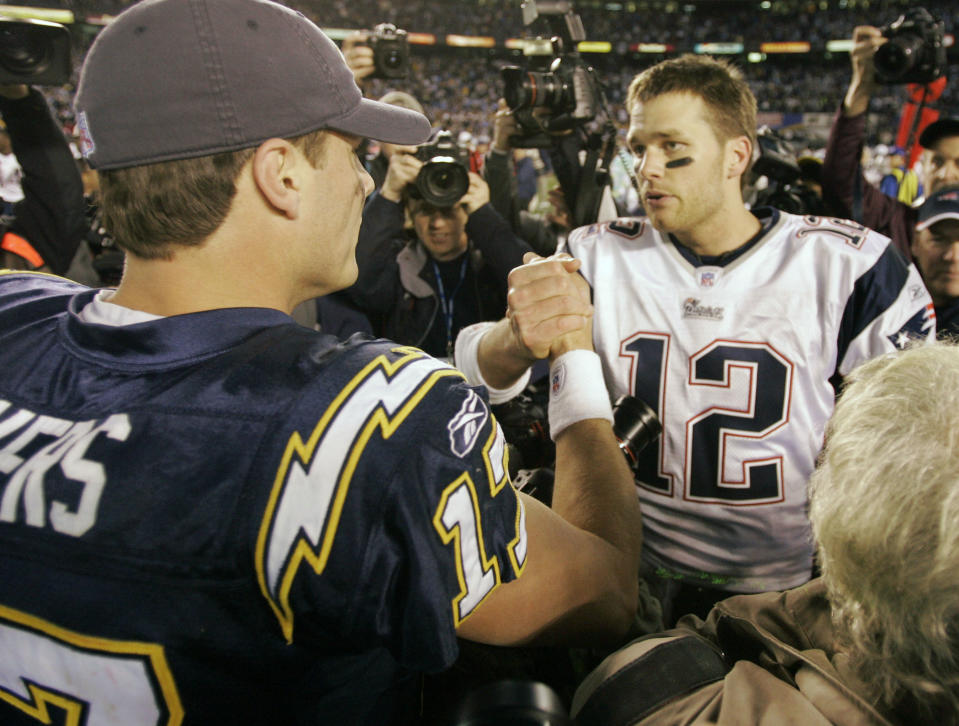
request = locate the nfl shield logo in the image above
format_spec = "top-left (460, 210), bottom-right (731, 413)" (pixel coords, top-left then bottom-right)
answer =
top-left (76, 111), bottom-right (95, 158)
top-left (698, 269), bottom-right (719, 287)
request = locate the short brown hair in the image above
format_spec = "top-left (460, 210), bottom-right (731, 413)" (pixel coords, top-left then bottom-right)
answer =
top-left (99, 130), bottom-right (329, 260)
top-left (627, 54), bottom-right (757, 176)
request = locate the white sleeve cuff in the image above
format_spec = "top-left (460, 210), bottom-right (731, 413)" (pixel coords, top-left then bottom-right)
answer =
top-left (453, 322), bottom-right (532, 404)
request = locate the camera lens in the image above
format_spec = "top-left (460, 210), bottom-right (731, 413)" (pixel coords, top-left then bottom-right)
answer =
top-left (874, 33), bottom-right (924, 82)
top-left (612, 395), bottom-right (661, 469)
top-left (502, 66), bottom-right (532, 110)
top-left (0, 26), bottom-right (51, 77)
top-left (451, 680), bottom-right (572, 726)
top-left (416, 159), bottom-right (470, 208)
top-left (526, 71), bottom-right (567, 110)
top-left (382, 49), bottom-right (403, 70)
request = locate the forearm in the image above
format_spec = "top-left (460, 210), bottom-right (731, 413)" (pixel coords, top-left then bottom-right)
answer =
top-left (843, 77), bottom-right (874, 117)
top-left (822, 106), bottom-right (866, 216)
top-left (552, 419), bottom-right (642, 572)
top-left (475, 317), bottom-right (540, 389)
top-left (465, 203), bottom-right (531, 274)
top-left (483, 149), bottom-right (521, 230)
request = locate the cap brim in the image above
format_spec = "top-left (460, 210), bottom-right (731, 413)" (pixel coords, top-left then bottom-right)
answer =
top-left (326, 97), bottom-right (431, 146)
top-left (917, 212), bottom-right (959, 231)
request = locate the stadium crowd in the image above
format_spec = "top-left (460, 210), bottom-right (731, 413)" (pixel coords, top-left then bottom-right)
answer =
top-left (31, 0), bottom-right (959, 147)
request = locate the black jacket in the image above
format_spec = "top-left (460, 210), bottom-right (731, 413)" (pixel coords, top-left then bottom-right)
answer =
top-left (0, 88), bottom-right (84, 274)
top-left (346, 192), bottom-right (531, 358)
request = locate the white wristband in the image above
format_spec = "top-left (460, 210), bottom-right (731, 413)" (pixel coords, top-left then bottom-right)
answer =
top-left (547, 349), bottom-right (613, 440)
top-left (453, 322), bottom-right (531, 404)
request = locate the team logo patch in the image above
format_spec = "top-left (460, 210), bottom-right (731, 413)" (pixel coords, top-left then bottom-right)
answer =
top-left (76, 111), bottom-right (95, 158)
top-left (448, 389), bottom-right (488, 457)
top-left (889, 303), bottom-right (935, 349)
top-left (682, 298), bottom-right (724, 321)
top-left (697, 267), bottom-right (722, 288)
top-left (550, 361), bottom-right (567, 396)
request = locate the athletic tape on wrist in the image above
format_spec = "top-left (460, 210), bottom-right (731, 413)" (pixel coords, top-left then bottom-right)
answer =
top-left (548, 349), bottom-right (613, 440)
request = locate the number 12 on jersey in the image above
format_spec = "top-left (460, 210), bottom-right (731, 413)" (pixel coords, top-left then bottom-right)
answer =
top-left (621, 334), bottom-right (794, 506)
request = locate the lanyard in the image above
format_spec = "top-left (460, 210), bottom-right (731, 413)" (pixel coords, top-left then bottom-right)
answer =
top-left (432, 256), bottom-right (469, 358)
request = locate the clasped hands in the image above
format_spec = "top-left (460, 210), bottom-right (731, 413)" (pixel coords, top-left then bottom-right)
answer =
top-left (505, 252), bottom-right (594, 362)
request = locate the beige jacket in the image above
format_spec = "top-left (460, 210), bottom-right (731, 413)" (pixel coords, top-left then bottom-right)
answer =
top-left (573, 579), bottom-right (894, 726)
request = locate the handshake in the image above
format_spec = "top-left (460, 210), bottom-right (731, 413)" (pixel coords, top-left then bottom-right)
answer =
top-left (504, 252), bottom-right (595, 363)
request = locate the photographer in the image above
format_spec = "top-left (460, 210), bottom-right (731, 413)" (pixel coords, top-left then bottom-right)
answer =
top-left (0, 83), bottom-right (84, 275)
top-left (347, 130), bottom-right (532, 360)
top-left (822, 16), bottom-right (959, 335)
top-left (484, 98), bottom-right (569, 256)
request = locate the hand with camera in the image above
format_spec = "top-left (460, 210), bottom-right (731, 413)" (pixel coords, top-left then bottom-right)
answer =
top-left (843, 25), bottom-right (885, 117)
top-left (491, 98), bottom-right (519, 154)
top-left (379, 146), bottom-right (421, 203)
top-left (341, 30), bottom-right (375, 87)
top-left (0, 84), bottom-right (29, 101)
top-left (460, 171), bottom-right (490, 216)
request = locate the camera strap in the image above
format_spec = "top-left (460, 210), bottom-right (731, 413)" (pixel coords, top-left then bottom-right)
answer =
top-left (432, 256), bottom-right (469, 358)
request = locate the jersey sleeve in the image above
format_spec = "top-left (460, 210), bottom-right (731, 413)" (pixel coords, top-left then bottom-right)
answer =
top-left (357, 381), bottom-right (528, 670)
top-left (836, 233), bottom-right (936, 377)
top-left (253, 346), bottom-right (527, 672)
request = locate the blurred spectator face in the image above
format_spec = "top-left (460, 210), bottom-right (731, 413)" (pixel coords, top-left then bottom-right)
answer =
top-left (925, 135), bottom-right (959, 193)
top-left (628, 92), bottom-right (729, 238)
top-left (911, 219), bottom-right (959, 305)
top-left (409, 200), bottom-right (468, 261)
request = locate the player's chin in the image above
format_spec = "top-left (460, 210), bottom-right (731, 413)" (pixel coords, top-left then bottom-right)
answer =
top-left (644, 209), bottom-right (676, 233)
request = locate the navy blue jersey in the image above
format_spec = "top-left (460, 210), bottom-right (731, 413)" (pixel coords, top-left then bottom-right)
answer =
top-left (0, 272), bottom-right (526, 725)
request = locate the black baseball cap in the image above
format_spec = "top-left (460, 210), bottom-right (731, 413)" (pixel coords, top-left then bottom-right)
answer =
top-left (919, 117), bottom-right (959, 149)
top-left (74, 0), bottom-right (431, 170)
top-left (916, 185), bottom-right (959, 230)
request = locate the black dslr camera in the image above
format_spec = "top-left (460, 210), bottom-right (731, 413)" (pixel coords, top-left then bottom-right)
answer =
top-left (410, 130), bottom-right (471, 207)
top-left (368, 22), bottom-right (409, 79)
top-left (0, 17), bottom-right (71, 85)
top-left (873, 7), bottom-right (946, 85)
top-left (500, 0), bottom-right (609, 148)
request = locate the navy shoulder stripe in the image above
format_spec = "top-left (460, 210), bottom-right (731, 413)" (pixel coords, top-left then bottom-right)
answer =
top-left (835, 242), bottom-right (909, 369)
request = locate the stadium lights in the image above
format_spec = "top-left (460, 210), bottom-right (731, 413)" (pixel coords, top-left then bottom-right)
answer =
top-left (694, 42), bottom-right (743, 55)
top-left (0, 5), bottom-right (74, 23)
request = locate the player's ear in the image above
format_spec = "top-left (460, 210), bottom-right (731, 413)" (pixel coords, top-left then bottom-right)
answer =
top-left (251, 138), bottom-right (300, 220)
top-left (726, 135), bottom-right (752, 180)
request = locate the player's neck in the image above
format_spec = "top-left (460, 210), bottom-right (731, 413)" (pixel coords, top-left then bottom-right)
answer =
top-left (671, 203), bottom-right (761, 258)
top-left (110, 239), bottom-right (300, 317)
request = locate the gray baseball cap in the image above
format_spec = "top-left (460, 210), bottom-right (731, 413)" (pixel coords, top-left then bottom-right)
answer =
top-left (74, 0), bottom-right (431, 170)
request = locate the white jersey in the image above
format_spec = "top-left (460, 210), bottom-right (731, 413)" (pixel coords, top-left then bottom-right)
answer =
top-left (563, 210), bottom-right (935, 592)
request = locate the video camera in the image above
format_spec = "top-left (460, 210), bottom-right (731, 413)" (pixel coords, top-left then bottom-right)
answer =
top-left (409, 129), bottom-right (472, 208)
top-left (0, 17), bottom-right (71, 86)
top-left (500, 0), bottom-right (609, 149)
top-left (874, 6), bottom-right (946, 85)
top-left (367, 22), bottom-right (410, 80)
top-left (749, 127), bottom-right (824, 216)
